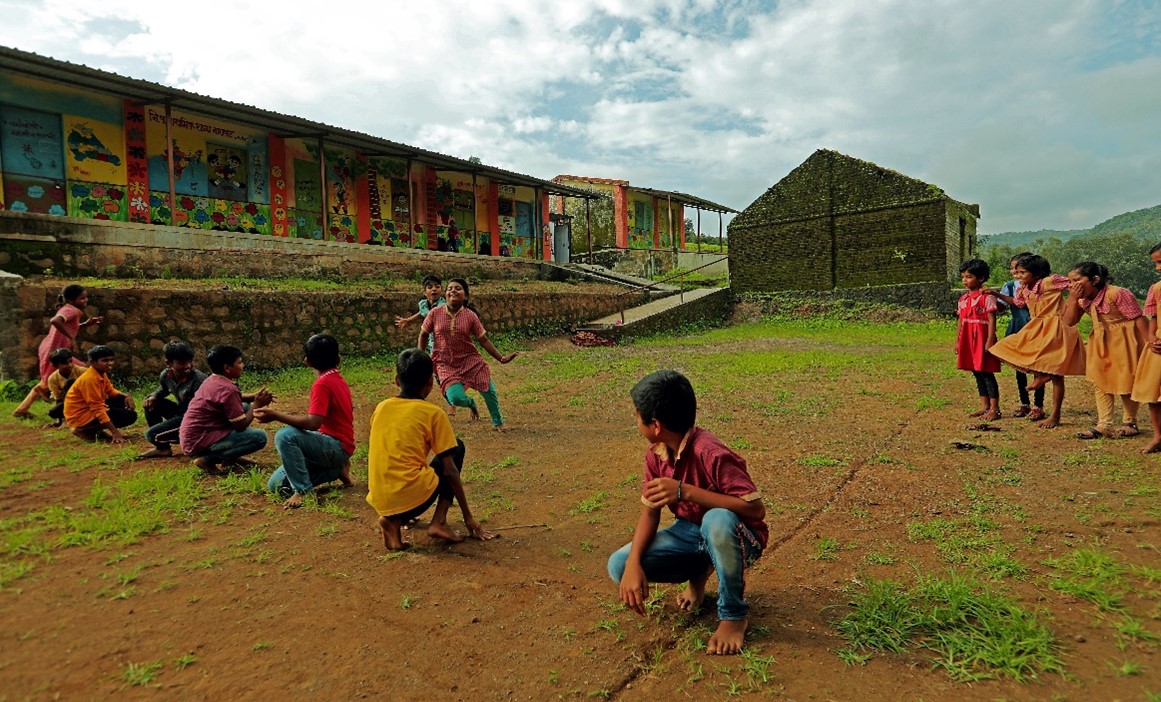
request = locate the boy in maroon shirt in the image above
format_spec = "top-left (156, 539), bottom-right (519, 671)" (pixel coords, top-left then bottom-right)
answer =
top-left (608, 370), bottom-right (767, 655)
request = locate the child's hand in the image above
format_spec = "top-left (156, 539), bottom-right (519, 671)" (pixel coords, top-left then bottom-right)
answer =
top-left (253, 387), bottom-right (274, 407)
top-left (987, 335), bottom-right (997, 350)
top-left (498, 352), bottom-right (518, 364)
top-left (619, 563), bottom-right (650, 616)
top-left (109, 430), bottom-right (128, 445)
top-left (465, 518), bottom-right (495, 541)
top-left (643, 477), bottom-right (680, 506)
top-left (394, 315), bottom-right (411, 329)
top-left (143, 396), bottom-right (156, 412)
top-left (252, 407), bottom-right (275, 424)
top-left (1151, 339), bottom-right (1161, 355)
top-left (122, 395), bottom-right (135, 411)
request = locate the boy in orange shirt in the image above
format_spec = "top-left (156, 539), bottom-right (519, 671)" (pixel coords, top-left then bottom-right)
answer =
top-left (63, 346), bottom-right (137, 443)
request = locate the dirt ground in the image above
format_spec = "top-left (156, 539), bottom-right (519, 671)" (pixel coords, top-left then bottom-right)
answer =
top-left (0, 316), bottom-right (1158, 701)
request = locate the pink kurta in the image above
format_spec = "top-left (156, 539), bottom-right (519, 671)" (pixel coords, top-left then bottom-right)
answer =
top-left (37, 304), bottom-right (85, 381)
top-left (422, 305), bottom-right (493, 393)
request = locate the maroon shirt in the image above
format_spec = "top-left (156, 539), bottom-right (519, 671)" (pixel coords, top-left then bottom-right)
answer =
top-left (641, 426), bottom-right (768, 549)
top-left (180, 374), bottom-right (246, 456)
top-left (310, 369), bottom-right (355, 456)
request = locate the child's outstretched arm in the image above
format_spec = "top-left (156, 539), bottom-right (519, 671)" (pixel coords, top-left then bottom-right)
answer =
top-left (252, 406), bottom-right (323, 431)
top-left (394, 312), bottom-right (422, 329)
top-left (643, 477), bottom-right (766, 522)
top-left (621, 506), bottom-right (662, 616)
top-left (476, 333), bottom-right (517, 364)
top-left (440, 453), bottom-right (495, 541)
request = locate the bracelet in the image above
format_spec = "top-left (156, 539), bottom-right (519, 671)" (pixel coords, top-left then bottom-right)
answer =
top-left (676, 481), bottom-right (683, 502)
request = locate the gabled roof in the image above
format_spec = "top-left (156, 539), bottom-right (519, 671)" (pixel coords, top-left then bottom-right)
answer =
top-left (0, 45), bottom-right (603, 200)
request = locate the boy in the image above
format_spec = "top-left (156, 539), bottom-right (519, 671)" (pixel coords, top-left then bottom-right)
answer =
top-left (394, 274), bottom-right (454, 414)
top-left (63, 346), bottom-right (137, 443)
top-left (254, 334), bottom-right (355, 509)
top-left (179, 344), bottom-right (272, 475)
top-left (44, 348), bottom-right (77, 426)
top-left (366, 348), bottom-right (494, 550)
top-left (608, 370), bottom-right (768, 656)
top-left (136, 341), bottom-right (207, 459)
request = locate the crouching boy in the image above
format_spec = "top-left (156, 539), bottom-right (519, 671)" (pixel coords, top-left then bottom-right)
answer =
top-left (366, 348), bottom-right (494, 550)
top-left (179, 344), bottom-right (271, 475)
top-left (63, 346), bottom-right (137, 443)
top-left (608, 370), bottom-right (768, 655)
top-left (137, 341), bottom-right (207, 459)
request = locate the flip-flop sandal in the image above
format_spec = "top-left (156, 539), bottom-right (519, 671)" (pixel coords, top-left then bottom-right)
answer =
top-left (1026, 408), bottom-right (1046, 421)
top-left (1076, 428), bottom-right (1104, 440)
top-left (1117, 423), bottom-right (1140, 438)
top-left (967, 423), bottom-right (1002, 432)
top-left (1012, 406), bottom-right (1031, 418)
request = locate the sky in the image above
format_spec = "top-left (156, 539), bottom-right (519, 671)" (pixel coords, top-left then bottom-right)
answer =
top-left (1, 0), bottom-right (1159, 235)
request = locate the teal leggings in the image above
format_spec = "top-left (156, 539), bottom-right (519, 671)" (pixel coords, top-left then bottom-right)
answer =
top-left (445, 381), bottom-right (503, 427)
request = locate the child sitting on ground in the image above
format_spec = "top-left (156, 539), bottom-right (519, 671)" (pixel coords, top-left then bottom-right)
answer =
top-left (179, 344), bottom-right (272, 475)
top-left (136, 341), bottom-right (207, 459)
top-left (608, 370), bottom-right (768, 656)
top-left (366, 348), bottom-right (495, 550)
top-left (42, 348), bottom-right (77, 427)
top-left (63, 345), bottom-right (137, 443)
top-left (254, 334), bottom-right (355, 509)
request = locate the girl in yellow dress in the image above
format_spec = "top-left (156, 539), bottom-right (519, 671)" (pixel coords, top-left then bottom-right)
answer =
top-left (1131, 243), bottom-right (1161, 453)
top-left (1067, 262), bottom-right (1147, 440)
top-left (986, 254), bottom-right (1085, 429)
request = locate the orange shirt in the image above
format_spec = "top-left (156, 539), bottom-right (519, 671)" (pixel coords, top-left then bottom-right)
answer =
top-left (63, 367), bottom-right (121, 428)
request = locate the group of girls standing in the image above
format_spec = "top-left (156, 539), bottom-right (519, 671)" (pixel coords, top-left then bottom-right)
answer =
top-left (956, 245), bottom-right (1161, 452)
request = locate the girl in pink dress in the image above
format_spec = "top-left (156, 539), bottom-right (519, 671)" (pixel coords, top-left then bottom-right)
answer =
top-left (956, 260), bottom-right (1002, 421)
top-left (13, 284), bottom-right (102, 418)
top-left (419, 279), bottom-right (517, 431)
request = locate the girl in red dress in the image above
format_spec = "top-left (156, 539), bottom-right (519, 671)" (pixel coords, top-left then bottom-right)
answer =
top-left (957, 260), bottom-right (1002, 421)
top-left (12, 283), bottom-right (101, 418)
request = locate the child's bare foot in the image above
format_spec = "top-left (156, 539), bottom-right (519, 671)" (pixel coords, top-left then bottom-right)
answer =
top-left (379, 516), bottom-right (409, 551)
top-left (339, 461), bottom-right (354, 487)
top-left (427, 522), bottom-right (465, 543)
top-left (134, 446), bottom-right (173, 460)
top-left (981, 410), bottom-right (1001, 421)
top-left (493, 424), bottom-right (508, 433)
top-left (1038, 417), bottom-right (1061, 429)
top-left (706, 619), bottom-right (748, 655)
top-left (1141, 438), bottom-right (1161, 454)
top-left (283, 492), bottom-right (305, 510)
top-left (232, 456), bottom-right (258, 467)
top-left (469, 406), bottom-right (480, 422)
top-left (447, 406), bottom-right (456, 417)
top-left (677, 580), bottom-right (707, 612)
top-left (193, 456), bottom-right (226, 475)
top-left (12, 409), bottom-right (31, 419)
top-left (968, 408), bottom-right (987, 418)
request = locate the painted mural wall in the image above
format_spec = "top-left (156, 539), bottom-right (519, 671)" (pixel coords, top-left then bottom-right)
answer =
top-left (0, 72), bottom-right (548, 257)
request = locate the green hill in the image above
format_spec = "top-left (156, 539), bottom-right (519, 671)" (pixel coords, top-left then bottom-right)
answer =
top-left (980, 228), bottom-right (1087, 248)
top-left (981, 203), bottom-right (1161, 249)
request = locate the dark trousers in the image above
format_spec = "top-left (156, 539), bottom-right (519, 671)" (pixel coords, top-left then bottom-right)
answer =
top-left (75, 395), bottom-right (138, 434)
top-left (1015, 371), bottom-right (1045, 407)
top-left (144, 397), bottom-right (184, 448)
top-left (972, 371), bottom-right (999, 399)
top-left (389, 439), bottom-right (466, 523)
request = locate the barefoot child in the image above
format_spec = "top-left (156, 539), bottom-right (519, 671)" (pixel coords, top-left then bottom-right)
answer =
top-left (179, 344), bottom-right (271, 475)
top-left (394, 274), bottom-right (454, 414)
top-left (366, 348), bottom-right (495, 550)
top-left (136, 341), bottom-right (207, 459)
top-left (42, 348), bottom-right (77, 426)
top-left (956, 259), bottom-right (1002, 421)
top-left (418, 278), bottom-right (517, 431)
top-left (13, 284), bottom-right (100, 418)
top-left (1132, 243), bottom-right (1161, 453)
top-left (63, 346), bottom-right (137, 443)
top-left (608, 370), bottom-right (768, 656)
top-left (1068, 262), bottom-right (1147, 440)
top-left (998, 253), bottom-right (1047, 419)
top-left (255, 334), bottom-right (355, 509)
top-left (987, 254), bottom-right (1085, 428)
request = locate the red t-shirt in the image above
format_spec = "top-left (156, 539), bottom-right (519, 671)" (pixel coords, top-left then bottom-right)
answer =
top-left (180, 374), bottom-right (246, 456)
top-left (641, 426), bottom-right (768, 549)
top-left (310, 369), bottom-right (355, 456)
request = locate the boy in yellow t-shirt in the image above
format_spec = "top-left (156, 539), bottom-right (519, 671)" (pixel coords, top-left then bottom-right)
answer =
top-left (366, 348), bottom-right (495, 551)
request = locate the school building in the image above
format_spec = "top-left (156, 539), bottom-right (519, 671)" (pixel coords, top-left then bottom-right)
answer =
top-left (0, 46), bottom-right (602, 260)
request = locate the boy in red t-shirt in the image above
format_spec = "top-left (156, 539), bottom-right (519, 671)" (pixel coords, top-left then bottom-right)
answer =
top-left (254, 334), bottom-right (355, 509)
top-left (608, 370), bottom-right (768, 655)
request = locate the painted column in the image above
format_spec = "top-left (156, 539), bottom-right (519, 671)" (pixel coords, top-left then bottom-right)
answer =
top-left (488, 181), bottom-right (500, 255)
top-left (355, 170), bottom-right (371, 243)
top-left (653, 196), bottom-right (660, 249)
top-left (122, 100), bottom-right (149, 224)
top-left (613, 184), bottom-right (628, 248)
top-left (268, 134), bottom-right (290, 237)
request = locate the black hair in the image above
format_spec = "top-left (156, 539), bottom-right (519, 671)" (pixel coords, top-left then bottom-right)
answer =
top-left (59, 284), bottom-right (85, 305)
top-left (87, 345), bottom-right (114, 362)
top-left (447, 277), bottom-right (478, 313)
top-left (206, 344), bottom-right (243, 375)
top-left (163, 340), bottom-right (195, 363)
top-left (1010, 251), bottom-right (1034, 263)
top-left (396, 348), bottom-right (433, 397)
top-left (49, 348), bottom-right (73, 365)
top-left (422, 274), bottom-right (442, 288)
top-left (304, 333), bottom-right (340, 371)
top-left (959, 259), bottom-right (990, 281)
top-left (1015, 254), bottom-right (1051, 279)
top-left (1070, 261), bottom-right (1110, 289)
top-left (630, 369), bottom-right (697, 434)
top-left (1150, 242), bottom-right (1161, 255)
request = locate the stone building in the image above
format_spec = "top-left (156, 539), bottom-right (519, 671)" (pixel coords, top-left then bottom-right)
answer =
top-left (729, 149), bottom-right (980, 293)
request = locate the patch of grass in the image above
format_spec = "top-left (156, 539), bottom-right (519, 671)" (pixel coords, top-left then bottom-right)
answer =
top-left (1044, 547), bottom-right (1127, 611)
top-left (799, 455), bottom-right (845, 468)
top-left (173, 653), bottom-right (197, 670)
top-left (399, 595), bottom-right (415, 609)
top-left (119, 660), bottom-right (164, 687)
top-left (813, 537), bottom-right (840, 561)
top-left (571, 491), bottom-right (608, 516)
top-left (251, 641), bottom-right (273, 651)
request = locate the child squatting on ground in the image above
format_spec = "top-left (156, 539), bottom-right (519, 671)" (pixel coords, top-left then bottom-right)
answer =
top-left (365, 348), bottom-right (495, 551)
top-left (956, 259), bottom-right (1002, 421)
top-left (608, 370), bottom-right (768, 656)
top-left (13, 283), bottom-right (100, 419)
top-left (43, 348), bottom-right (78, 427)
top-left (179, 344), bottom-right (273, 475)
top-left (254, 334), bottom-right (356, 509)
top-left (136, 341), bottom-right (207, 459)
top-left (63, 345), bottom-right (137, 443)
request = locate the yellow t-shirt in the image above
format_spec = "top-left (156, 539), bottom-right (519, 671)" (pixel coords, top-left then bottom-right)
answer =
top-left (365, 397), bottom-right (458, 517)
top-left (46, 369), bottom-right (72, 401)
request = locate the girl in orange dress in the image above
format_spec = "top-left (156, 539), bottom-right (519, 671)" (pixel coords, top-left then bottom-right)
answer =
top-left (1067, 262), bottom-right (1147, 440)
top-left (987, 255), bottom-right (1084, 429)
top-left (955, 259), bottom-right (1001, 421)
top-left (1131, 243), bottom-right (1161, 453)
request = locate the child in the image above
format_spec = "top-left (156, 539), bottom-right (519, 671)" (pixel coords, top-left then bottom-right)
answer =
top-left (254, 334), bottom-right (355, 509)
top-left (956, 259), bottom-right (1002, 421)
top-left (1068, 262), bottom-right (1147, 440)
top-left (1132, 243), bottom-right (1161, 453)
top-left (394, 274), bottom-right (454, 415)
top-left (136, 341), bottom-right (208, 459)
top-left (418, 278), bottom-right (517, 431)
top-left (365, 348), bottom-right (495, 550)
top-left (63, 345), bottom-right (137, 443)
top-left (13, 284), bottom-right (100, 418)
top-left (44, 348), bottom-right (78, 426)
top-left (997, 252), bottom-right (1046, 419)
top-left (608, 370), bottom-right (768, 656)
top-left (987, 254), bottom-right (1085, 428)
top-left (179, 344), bottom-right (272, 475)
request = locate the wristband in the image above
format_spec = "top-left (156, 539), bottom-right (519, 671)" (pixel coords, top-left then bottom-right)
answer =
top-left (676, 481), bottom-right (683, 502)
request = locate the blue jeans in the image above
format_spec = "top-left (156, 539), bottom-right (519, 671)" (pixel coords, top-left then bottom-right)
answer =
top-left (200, 427), bottom-right (268, 464)
top-left (445, 381), bottom-right (503, 426)
top-left (607, 509), bottom-right (763, 621)
top-left (266, 426), bottom-right (349, 496)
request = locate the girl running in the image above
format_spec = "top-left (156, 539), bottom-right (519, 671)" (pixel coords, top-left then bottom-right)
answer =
top-left (12, 283), bottom-right (102, 418)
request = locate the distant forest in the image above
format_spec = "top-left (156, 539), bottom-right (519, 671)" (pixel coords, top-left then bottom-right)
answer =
top-left (979, 204), bottom-right (1161, 296)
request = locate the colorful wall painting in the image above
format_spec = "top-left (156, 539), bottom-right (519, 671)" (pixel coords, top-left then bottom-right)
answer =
top-left (267, 135), bottom-right (290, 237)
top-left (629, 198), bottom-right (653, 249)
top-left (63, 114), bottom-right (125, 185)
top-left (123, 102), bottom-right (150, 223)
top-left (1, 105), bottom-right (64, 179)
top-left (145, 107), bottom-right (264, 199)
top-left (68, 182), bottom-right (126, 221)
top-left (206, 143), bottom-right (248, 200)
top-left (3, 175), bottom-right (66, 215)
top-left (289, 208), bottom-right (324, 240)
top-left (292, 157), bottom-right (322, 214)
top-left (147, 191), bottom-right (271, 234)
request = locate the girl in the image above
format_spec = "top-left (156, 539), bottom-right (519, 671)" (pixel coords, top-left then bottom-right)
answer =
top-left (987, 254), bottom-right (1085, 428)
top-left (998, 252), bottom-right (1046, 420)
top-left (1068, 262), bottom-right (1147, 440)
top-left (956, 259), bottom-right (1001, 421)
top-left (418, 278), bottom-right (517, 431)
top-left (12, 284), bottom-right (102, 418)
top-left (1131, 242), bottom-right (1161, 453)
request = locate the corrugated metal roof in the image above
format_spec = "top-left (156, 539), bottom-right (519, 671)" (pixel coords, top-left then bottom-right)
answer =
top-left (0, 45), bottom-right (604, 200)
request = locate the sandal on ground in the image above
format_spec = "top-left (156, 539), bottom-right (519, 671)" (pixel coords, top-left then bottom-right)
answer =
top-left (1012, 406), bottom-right (1031, 418)
top-left (1026, 407), bottom-right (1046, 421)
top-left (1076, 428), bottom-right (1104, 440)
top-left (967, 423), bottom-right (1002, 432)
top-left (1117, 423), bottom-right (1140, 438)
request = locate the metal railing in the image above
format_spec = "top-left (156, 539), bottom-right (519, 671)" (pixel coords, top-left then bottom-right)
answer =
top-left (612, 257), bottom-right (727, 324)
